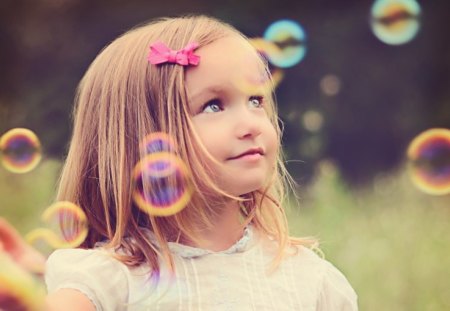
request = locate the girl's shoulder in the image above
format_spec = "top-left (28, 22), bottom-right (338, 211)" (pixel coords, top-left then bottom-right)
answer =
top-left (284, 244), bottom-right (348, 285)
top-left (287, 244), bottom-right (358, 310)
top-left (45, 248), bottom-right (131, 311)
top-left (257, 235), bottom-right (358, 310)
top-left (45, 247), bottom-right (128, 275)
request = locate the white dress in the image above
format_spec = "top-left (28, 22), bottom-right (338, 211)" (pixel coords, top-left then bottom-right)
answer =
top-left (45, 226), bottom-right (358, 311)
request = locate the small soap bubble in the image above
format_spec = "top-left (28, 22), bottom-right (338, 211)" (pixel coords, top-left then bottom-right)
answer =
top-left (133, 152), bottom-right (193, 217)
top-left (407, 128), bottom-right (450, 195)
top-left (370, 0), bottom-right (421, 45)
top-left (249, 38), bottom-right (285, 90)
top-left (26, 201), bottom-right (89, 249)
top-left (141, 132), bottom-right (177, 155)
top-left (0, 128), bottom-right (42, 174)
top-left (263, 19), bottom-right (307, 68)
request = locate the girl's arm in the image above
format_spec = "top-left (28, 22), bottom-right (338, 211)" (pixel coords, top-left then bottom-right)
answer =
top-left (0, 217), bottom-right (46, 273)
top-left (1, 218), bottom-right (129, 311)
top-left (46, 289), bottom-right (96, 311)
top-left (0, 218), bottom-right (95, 311)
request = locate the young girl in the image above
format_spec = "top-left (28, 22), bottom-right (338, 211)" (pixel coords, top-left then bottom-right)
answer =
top-left (1, 15), bottom-right (357, 310)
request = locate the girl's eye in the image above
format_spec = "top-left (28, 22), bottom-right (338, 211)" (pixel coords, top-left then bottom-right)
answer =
top-left (201, 99), bottom-right (223, 113)
top-left (249, 96), bottom-right (264, 108)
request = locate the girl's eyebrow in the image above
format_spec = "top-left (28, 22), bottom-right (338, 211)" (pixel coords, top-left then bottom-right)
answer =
top-left (189, 86), bottom-right (224, 103)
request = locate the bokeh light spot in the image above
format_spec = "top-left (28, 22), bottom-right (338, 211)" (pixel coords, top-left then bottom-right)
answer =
top-left (302, 110), bottom-right (324, 132)
top-left (320, 74), bottom-right (342, 96)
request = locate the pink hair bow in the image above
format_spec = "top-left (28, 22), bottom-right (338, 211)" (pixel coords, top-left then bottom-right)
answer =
top-left (147, 41), bottom-right (200, 66)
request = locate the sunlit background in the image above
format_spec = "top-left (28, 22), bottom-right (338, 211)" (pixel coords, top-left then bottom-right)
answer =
top-left (1, 0), bottom-right (449, 310)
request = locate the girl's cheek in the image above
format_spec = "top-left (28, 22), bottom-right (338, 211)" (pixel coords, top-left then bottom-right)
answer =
top-left (269, 126), bottom-right (280, 154)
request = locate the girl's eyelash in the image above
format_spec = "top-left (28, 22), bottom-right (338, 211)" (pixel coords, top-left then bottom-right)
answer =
top-left (252, 95), bottom-right (264, 102)
top-left (199, 95), bottom-right (265, 114)
top-left (249, 95), bottom-right (265, 107)
top-left (200, 99), bottom-right (222, 113)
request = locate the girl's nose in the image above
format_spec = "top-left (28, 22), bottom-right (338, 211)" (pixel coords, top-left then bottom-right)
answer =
top-left (234, 108), bottom-right (263, 140)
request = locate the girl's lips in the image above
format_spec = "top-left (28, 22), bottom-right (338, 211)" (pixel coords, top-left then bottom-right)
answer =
top-left (228, 148), bottom-right (264, 160)
top-left (232, 153), bottom-right (263, 161)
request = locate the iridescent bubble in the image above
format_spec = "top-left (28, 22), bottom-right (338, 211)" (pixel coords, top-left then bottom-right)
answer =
top-left (26, 201), bottom-right (89, 249)
top-left (133, 152), bottom-right (193, 217)
top-left (370, 0), bottom-right (421, 45)
top-left (0, 253), bottom-right (45, 311)
top-left (248, 38), bottom-right (285, 90)
top-left (263, 19), bottom-right (307, 68)
top-left (141, 132), bottom-right (177, 155)
top-left (407, 128), bottom-right (450, 195)
top-left (0, 128), bottom-right (42, 174)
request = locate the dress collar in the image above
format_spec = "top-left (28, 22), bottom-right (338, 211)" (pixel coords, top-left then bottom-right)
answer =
top-left (143, 225), bottom-right (255, 259)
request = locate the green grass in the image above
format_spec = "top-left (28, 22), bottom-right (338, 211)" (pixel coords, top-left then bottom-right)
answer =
top-left (0, 159), bottom-right (62, 235)
top-left (287, 160), bottom-right (450, 311)
top-left (1, 158), bottom-right (449, 310)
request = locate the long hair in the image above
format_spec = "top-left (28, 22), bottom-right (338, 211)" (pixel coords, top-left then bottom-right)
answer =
top-left (57, 14), bottom-right (315, 276)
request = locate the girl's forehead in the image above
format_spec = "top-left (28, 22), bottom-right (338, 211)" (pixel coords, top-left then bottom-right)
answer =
top-left (185, 36), bottom-right (267, 99)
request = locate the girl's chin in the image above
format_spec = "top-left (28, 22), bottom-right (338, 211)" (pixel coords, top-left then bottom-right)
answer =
top-left (228, 183), bottom-right (266, 197)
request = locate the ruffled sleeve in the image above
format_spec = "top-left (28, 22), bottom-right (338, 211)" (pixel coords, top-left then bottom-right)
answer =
top-left (316, 262), bottom-right (358, 311)
top-left (45, 248), bottom-right (129, 311)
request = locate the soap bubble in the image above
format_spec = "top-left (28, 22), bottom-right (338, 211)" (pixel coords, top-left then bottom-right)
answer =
top-left (370, 0), bottom-right (421, 45)
top-left (0, 128), bottom-right (42, 174)
top-left (249, 37), bottom-right (285, 90)
top-left (407, 128), bottom-right (450, 195)
top-left (26, 201), bottom-right (89, 249)
top-left (141, 132), bottom-right (177, 155)
top-left (263, 19), bottom-right (307, 68)
top-left (133, 152), bottom-right (194, 217)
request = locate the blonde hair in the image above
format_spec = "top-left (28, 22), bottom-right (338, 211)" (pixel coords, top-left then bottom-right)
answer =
top-left (57, 14), bottom-right (315, 276)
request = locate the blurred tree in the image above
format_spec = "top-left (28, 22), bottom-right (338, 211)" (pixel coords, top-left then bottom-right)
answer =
top-left (0, 0), bottom-right (449, 185)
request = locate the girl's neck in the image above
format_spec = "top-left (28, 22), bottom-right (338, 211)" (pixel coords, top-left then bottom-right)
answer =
top-left (190, 200), bottom-right (245, 252)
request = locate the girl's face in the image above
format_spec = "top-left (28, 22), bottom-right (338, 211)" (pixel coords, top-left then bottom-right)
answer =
top-left (186, 35), bottom-right (278, 196)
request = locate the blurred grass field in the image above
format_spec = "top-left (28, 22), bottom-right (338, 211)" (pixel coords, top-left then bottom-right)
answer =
top-left (1, 158), bottom-right (449, 310)
top-left (288, 160), bottom-right (450, 311)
